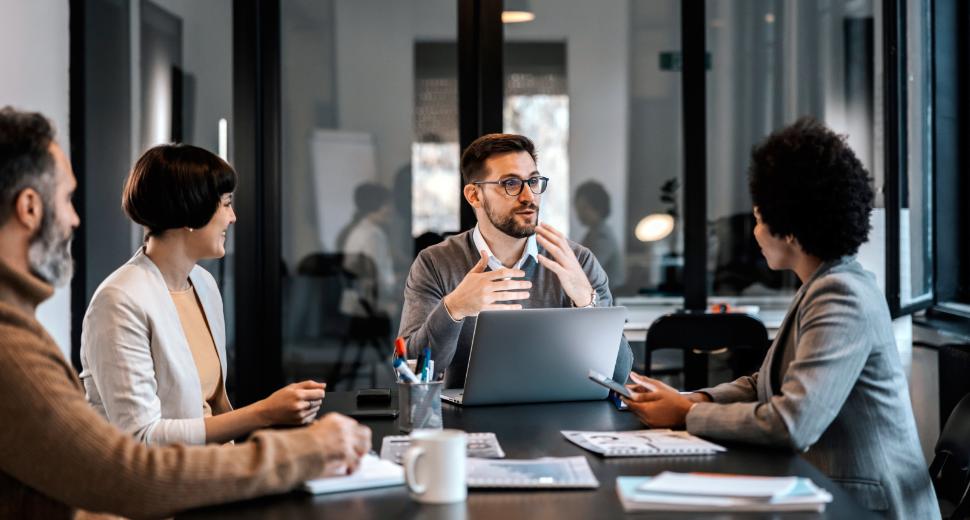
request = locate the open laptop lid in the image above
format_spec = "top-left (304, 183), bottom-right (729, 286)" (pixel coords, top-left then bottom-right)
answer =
top-left (458, 306), bottom-right (628, 406)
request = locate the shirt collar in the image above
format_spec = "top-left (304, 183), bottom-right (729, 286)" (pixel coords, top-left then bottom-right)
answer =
top-left (472, 224), bottom-right (538, 270)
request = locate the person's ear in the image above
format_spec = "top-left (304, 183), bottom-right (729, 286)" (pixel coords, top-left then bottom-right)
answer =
top-left (13, 188), bottom-right (44, 233)
top-left (463, 183), bottom-right (482, 209)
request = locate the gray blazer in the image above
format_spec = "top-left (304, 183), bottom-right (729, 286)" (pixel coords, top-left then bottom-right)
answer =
top-left (79, 249), bottom-right (230, 445)
top-left (686, 257), bottom-right (939, 519)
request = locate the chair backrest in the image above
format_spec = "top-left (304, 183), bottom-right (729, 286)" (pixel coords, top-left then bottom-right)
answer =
top-left (645, 312), bottom-right (769, 353)
top-left (936, 392), bottom-right (970, 471)
top-left (297, 252), bottom-right (350, 278)
top-left (644, 312), bottom-right (770, 389)
top-left (931, 392), bottom-right (970, 519)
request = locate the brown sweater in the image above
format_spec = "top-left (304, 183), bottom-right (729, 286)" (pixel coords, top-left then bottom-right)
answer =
top-left (0, 259), bottom-right (328, 519)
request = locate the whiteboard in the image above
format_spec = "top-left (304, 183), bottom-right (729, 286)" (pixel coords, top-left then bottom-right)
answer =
top-left (308, 129), bottom-right (378, 251)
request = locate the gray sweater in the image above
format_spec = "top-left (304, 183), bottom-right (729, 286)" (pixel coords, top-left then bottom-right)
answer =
top-left (398, 230), bottom-right (633, 388)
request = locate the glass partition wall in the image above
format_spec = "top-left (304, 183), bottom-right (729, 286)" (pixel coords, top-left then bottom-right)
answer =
top-left (68, 0), bottom-right (941, 403)
top-left (158, 0), bottom-right (932, 399)
top-left (278, 0), bottom-right (684, 388)
top-left (279, 0), bottom-right (459, 389)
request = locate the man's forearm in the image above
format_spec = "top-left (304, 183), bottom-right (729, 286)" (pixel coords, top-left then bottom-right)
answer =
top-left (402, 300), bottom-right (463, 370)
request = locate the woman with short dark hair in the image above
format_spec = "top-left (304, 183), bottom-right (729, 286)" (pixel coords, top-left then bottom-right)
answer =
top-left (80, 144), bottom-right (326, 445)
top-left (621, 118), bottom-right (939, 519)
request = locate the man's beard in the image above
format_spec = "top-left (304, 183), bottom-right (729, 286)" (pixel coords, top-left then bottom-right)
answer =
top-left (28, 208), bottom-right (74, 287)
top-left (483, 197), bottom-right (539, 239)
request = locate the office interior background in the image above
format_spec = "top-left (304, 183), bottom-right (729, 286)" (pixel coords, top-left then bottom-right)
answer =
top-left (1, 0), bottom-right (967, 464)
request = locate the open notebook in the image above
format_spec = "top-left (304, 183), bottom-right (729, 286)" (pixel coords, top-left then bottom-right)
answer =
top-left (302, 454), bottom-right (404, 495)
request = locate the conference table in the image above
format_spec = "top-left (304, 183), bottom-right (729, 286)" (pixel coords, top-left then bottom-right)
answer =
top-left (180, 391), bottom-right (875, 519)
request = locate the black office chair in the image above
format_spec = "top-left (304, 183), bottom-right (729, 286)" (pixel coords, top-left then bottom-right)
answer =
top-left (644, 312), bottom-right (769, 390)
top-left (931, 392), bottom-right (970, 519)
top-left (295, 252), bottom-right (393, 389)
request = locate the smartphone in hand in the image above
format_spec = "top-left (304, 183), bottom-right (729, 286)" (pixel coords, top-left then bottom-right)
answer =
top-left (588, 369), bottom-right (633, 399)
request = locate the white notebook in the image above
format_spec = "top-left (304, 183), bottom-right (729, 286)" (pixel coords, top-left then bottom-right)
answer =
top-left (466, 456), bottom-right (599, 489)
top-left (639, 472), bottom-right (798, 499)
top-left (562, 429), bottom-right (726, 457)
top-left (302, 454), bottom-right (404, 495)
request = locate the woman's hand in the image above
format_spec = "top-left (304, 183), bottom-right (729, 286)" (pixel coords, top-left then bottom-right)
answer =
top-left (621, 373), bottom-right (695, 429)
top-left (256, 380), bottom-right (326, 426)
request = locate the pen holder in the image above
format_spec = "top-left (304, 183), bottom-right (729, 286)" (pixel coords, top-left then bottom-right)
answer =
top-left (398, 381), bottom-right (443, 432)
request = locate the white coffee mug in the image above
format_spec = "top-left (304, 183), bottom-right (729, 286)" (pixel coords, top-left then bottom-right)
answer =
top-left (403, 429), bottom-right (467, 504)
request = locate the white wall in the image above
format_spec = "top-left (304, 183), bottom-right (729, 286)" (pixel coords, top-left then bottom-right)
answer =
top-left (0, 0), bottom-right (72, 357)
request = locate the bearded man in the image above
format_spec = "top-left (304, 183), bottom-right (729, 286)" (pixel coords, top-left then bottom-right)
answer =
top-left (398, 133), bottom-right (632, 388)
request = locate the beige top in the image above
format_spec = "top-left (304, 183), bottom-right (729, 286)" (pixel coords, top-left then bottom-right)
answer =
top-left (170, 286), bottom-right (223, 417)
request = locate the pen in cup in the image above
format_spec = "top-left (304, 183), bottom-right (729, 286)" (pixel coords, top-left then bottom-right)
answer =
top-left (393, 357), bottom-right (420, 383)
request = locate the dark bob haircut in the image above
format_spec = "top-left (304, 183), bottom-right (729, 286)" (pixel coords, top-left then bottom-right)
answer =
top-left (123, 144), bottom-right (237, 237)
top-left (749, 117), bottom-right (874, 261)
top-left (460, 133), bottom-right (537, 184)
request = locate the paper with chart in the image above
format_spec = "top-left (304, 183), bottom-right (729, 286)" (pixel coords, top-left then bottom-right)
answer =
top-left (562, 429), bottom-right (726, 457)
top-left (466, 456), bottom-right (599, 489)
top-left (380, 432), bottom-right (506, 464)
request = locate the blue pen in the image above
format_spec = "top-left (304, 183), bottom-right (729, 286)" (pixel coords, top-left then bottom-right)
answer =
top-left (422, 347), bottom-right (431, 382)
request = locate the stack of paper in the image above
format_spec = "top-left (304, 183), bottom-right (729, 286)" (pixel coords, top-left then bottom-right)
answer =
top-left (562, 429), bottom-right (726, 457)
top-left (302, 454), bottom-right (404, 495)
top-left (616, 472), bottom-right (833, 513)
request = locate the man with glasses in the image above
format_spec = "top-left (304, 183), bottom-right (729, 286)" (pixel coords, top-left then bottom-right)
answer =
top-left (398, 133), bottom-right (633, 388)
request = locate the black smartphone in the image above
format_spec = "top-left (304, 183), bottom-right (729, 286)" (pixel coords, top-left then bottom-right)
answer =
top-left (356, 388), bottom-right (392, 405)
top-left (348, 409), bottom-right (399, 419)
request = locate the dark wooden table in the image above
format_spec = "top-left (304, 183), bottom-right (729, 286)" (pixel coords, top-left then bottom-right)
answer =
top-left (180, 391), bottom-right (876, 519)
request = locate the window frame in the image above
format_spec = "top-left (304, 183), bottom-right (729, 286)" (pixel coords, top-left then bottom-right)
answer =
top-left (884, 0), bottom-right (937, 318)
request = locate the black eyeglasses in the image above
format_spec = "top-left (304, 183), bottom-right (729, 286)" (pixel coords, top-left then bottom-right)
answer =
top-left (473, 176), bottom-right (549, 197)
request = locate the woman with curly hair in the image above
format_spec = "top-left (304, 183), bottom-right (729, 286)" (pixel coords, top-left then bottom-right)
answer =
top-left (622, 118), bottom-right (939, 519)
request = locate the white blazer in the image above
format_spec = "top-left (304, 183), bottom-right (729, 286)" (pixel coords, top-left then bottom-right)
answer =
top-left (79, 248), bottom-right (229, 445)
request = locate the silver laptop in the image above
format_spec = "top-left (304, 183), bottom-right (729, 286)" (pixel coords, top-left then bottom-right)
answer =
top-left (441, 306), bottom-right (628, 406)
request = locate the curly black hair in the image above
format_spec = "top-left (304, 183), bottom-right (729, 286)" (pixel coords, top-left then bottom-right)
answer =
top-left (748, 117), bottom-right (874, 261)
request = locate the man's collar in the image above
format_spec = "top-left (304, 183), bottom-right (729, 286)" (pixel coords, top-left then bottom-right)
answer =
top-left (0, 257), bottom-right (54, 314)
top-left (472, 224), bottom-right (538, 270)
